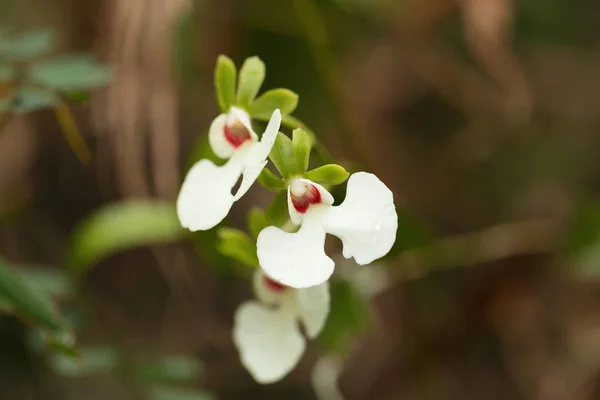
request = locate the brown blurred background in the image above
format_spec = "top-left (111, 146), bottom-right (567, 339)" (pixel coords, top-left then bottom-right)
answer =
top-left (1, 0), bottom-right (600, 399)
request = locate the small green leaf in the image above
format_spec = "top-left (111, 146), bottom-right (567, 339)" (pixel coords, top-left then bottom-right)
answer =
top-left (318, 279), bottom-right (370, 354)
top-left (257, 168), bottom-right (286, 191)
top-left (0, 29), bottom-right (55, 60)
top-left (134, 355), bottom-right (203, 384)
top-left (149, 386), bottom-right (216, 400)
top-left (29, 54), bottom-right (113, 91)
top-left (214, 55), bottom-right (236, 113)
top-left (248, 208), bottom-right (269, 240)
top-left (248, 88), bottom-right (298, 119)
top-left (51, 346), bottom-right (120, 377)
top-left (269, 132), bottom-right (295, 179)
top-left (217, 228), bottom-right (258, 268)
top-left (292, 128), bottom-right (312, 175)
top-left (0, 259), bottom-right (66, 331)
top-left (304, 164), bottom-right (349, 185)
top-left (68, 201), bottom-right (188, 274)
top-left (266, 190), bottom-right (289, 227)
top-left (236, 56), bottom-right (265, 106)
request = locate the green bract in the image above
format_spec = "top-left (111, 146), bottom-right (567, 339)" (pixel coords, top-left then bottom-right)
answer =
top-left (247, 208), bottom-right (269, 240)
top-left (216, 228), bottom-right (258, 268)
top-left (266, 190), bottom-right (289, 227)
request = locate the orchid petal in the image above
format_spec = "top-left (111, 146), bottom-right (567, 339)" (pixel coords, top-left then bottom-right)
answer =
top-left (176, 159), bottom-right (242, 231)
top-left (243, 109), bottom-right (281, 167)
top-left (257, 217), bottom-right (334, 289)
top-left (208, 113), bottom-right (235, 159)
top-left (229, 106), bottom-right (258, 140)
top-left (287, 179), bottom-right (334, 225)
top-left (252, 269), bottom-right (291, 306)
top-left (296, 282), bottom-right (330, 339)
top-left (322, 172), bottom-right (397, 264)
top-left (233, 301), bottom-right (305, 384)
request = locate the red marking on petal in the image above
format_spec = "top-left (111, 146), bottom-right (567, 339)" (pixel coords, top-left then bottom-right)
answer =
top-left (263, 276), bottom-right (288, 292)
top-left (291, 184), bottom-right (322, 214)
top-left (224, 123), bottom-right (251, 148)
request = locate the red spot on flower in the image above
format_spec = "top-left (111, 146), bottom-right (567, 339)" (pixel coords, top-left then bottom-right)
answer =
top-left (263, 275), bottom-right (288, 292)
top-left (291, 184), bottom-right (322, 214)
top-left (224, 122), bottom-right (251, 148)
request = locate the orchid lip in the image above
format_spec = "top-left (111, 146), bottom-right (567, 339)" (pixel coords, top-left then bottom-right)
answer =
top-left (224, 121), bottom-right (252, 148)
top-left (290, 180), bottom-right (322, 214)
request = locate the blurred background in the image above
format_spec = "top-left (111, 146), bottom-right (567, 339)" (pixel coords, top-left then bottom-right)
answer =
top-left (1, 0), bottom-right (600, 398)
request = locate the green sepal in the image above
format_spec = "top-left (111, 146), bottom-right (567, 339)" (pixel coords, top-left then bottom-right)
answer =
top-left (236, 56), bottom-right (265, 106)
top-left (214, 55), bottom-right (236, 113)
top-left (248, 88), bottom-right (298, 119)
top-left (269, 132), bottom-right (295, 179)
top-left (304, 164), bottom-right (349, 186)
top-left (257, 168), bottom-right (287, 191)
top-left (292, 128), bottom-right (312, 175)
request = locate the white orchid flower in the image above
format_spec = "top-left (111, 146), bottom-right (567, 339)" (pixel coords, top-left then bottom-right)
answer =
top-left (233, 269), bottom-right (330, 384)
top-left (257, 172), bottom-right (398, 289)
top-left (177, 107), bottom-right (281, 231)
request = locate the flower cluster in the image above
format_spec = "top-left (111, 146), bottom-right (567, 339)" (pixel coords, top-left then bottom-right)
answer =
top-left (176, 55), bottom-right (398, 383)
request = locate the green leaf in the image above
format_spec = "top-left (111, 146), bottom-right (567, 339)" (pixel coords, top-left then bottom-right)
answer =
top-left (266, 190), bottom-right (289, 227)
top-left (247, 208), bottom-right (269, 240)
top-left (51, 346), bottom-right (120, 377)
top-left (236, 56), bottom-right (265, 106)
top-left (318, 279), bottom-right (370, 354)
top-left (0, 259), bottom-right (66, 331)
top-left (134, 355), bottom-right (203, 384)
top-left (269, 132), bottom-right (295, 179)
top-left (217, 228), bottom-right (258, 268)
top-left (304, 164), bottom-right (349, 185)
top-left (248, 88), bottom-right (298, 119)
top-left (12, 87), bottom-right (59, 112)
top-left (214, 55), bottom-right (236, 113)
top-left (149, 386), bottom-right (216, 400)
top-left (18, 268), bottom-right (73, 299)
top-left (292, 128), bottom-right (312, 175)
top-left (29, 54), bottom-right (113, 91)
top-left (0, 29), bottom-right (55, 60)
top-left (257, 168), bottom-right (286, 192)
top-left (68, 201), bottom-right (188, 274)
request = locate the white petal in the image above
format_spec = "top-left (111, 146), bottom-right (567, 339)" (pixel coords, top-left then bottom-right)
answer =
top-left (208, 113), bottom-right (235, 159)
top-left (233, 301), bottom-right (305, 384)
top-left (321, 172), bottom-right (398, 264)
top-left (296, 282), bottom-right (330, 339)
top-left (176, 159), bottom-right (242, 231)
top-left (242, 109), bottom-right (281, 167)
top-left (229, 106), bottom-right (258, 141)
top-left (233, 158), bottom-right (267, 201)
top-left (257, 217), bottom-right (334, 289)
top-left (252, 268), bottom-right (291, 305)
top-left (287, 179), bottom-right (334, 225)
